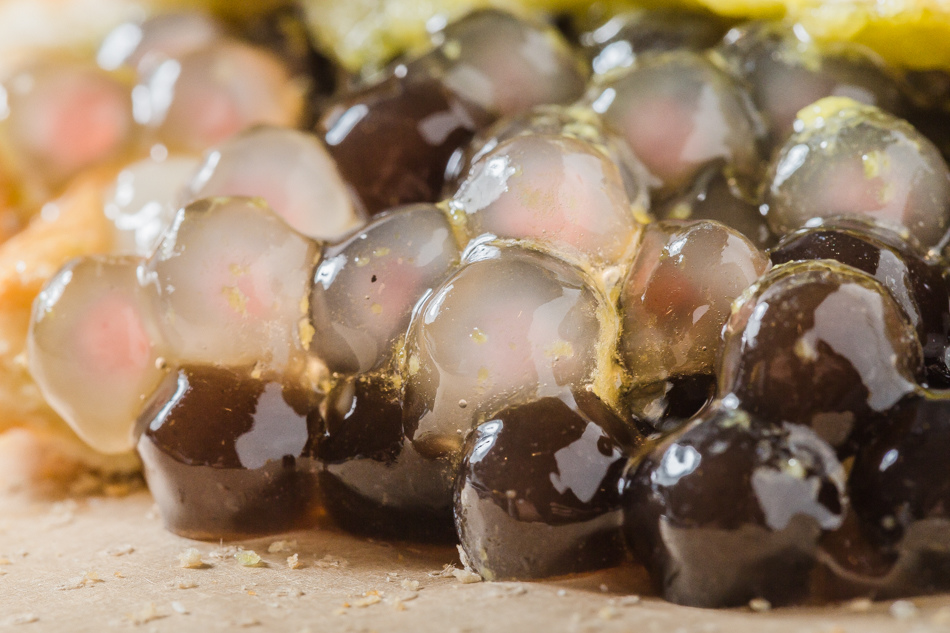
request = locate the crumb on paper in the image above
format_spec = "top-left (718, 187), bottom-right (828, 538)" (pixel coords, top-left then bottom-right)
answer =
top-left (101, 544), bottom-right (134, 557)
top-left (314, 555), bottom-right (348, 568)
top-left (390, 598), bottom-right (406, 611)
top-left (127, 602), bottom-right (163, 625)
top-left (452, 568), bottom-right (482, 584)
top-left (171, 601), bottom-right (188, 615)
top-left (400, 579), bottom-right (420, 591)
top-left (169, 577), bottom-right (198, 590)
top-left (353, 591), bottom-right (382, 607)
top-left (178, 548), bottom-right (204, 569)
top-left (209, 545), bottom-right (240, 561)
top-left (235, 550), bottom-right (263, 567)
top-left (0, 557), bottom-right (12, 565)
top-left (890, 599), bottom-right (918, 620)
top-left (847, 597), bottom-right (873, 612)
top-left (286, 554), bottom-right (301, 569)
top-left (557, 589), bottom-right (567, 597)
top-left (0, 613), bottom-right (38, 625)
top-left (749, 598), bottom-right (772, 612)
top-left (57, 570), bottom-right (103, 590)
top-left (268, 540), bottom-right (297, 554)
top-left (237, 617), bottom-right (261, 627)
top-left (273, 587), bottom-right (304, 598)
top-left (429, 564), bottom-right (458, 578)
top-left (598, 606), bottom-right (619, 621)
top-left (619, 595), bottom-right (641, 607)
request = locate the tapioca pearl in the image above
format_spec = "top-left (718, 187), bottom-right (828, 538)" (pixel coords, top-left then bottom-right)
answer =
top-left (97, 11), bottom-right (223, 74)
top-left (622, 406), bottom-right (847, 607)
top-left (318, 74), bottom-right (487, 216)
top-left (444, 104), bottom-right (652, 212)
top-left (3, 63), bottom-right (133, 186)
top-left (592, 52), bottom-right (762, 193)
top-left (719, 22), bottom-right (903, 144)
top-left (581, 8), bottom-right (732, 75)
top-left (404, 246), bottom-right (604, 458)
top-left (309, 204), bottom-right (459, 374)
top-left (27, 256), bottom-right (167, 454)
top-left (620, 220), bottom-right (770, 388)
top-left (455, 396), bottom-right (633, 581)
top-left (452, 134), bottom-right (640, 265)
top-left (137, 365), bottom-right (321, 539)
top-left (138, 40), bottom-right (303, 153)
top-left (185, 126), bottom-right (362, 240)
top-left (719, 260), bottom-right (923, 457)
top-left (104, 154), bottom-right (200, 256)
top-left (655, 165), bottom-right (775, 249)
top-left (148, 197), bottom-right (318, 369)
top-left (426, 9), bottom-right (588, 117)
top-left (764, 98), bottom-right (950, 247)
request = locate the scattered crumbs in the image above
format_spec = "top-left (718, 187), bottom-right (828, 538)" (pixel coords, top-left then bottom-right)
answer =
top-left (400, 579), bottom-right (420, 591)
top-left (101, 544), bottom-right (134, 557)
top-left (169, 577), bottom-right (198, 590)
top-left (236, 551), bottom-right (263, 567)
top-left (268, 540), bottom-right (298, 554)
top-left (353, 592), bottom-right (382, 608)
top-left (890, 599), bottom-right (918, 620)
top-left (170, 601), bottom-right (188, 615)
top-left (847, 597), bottom-right (873, 612)
top-left (557, 589), bottom-right (567, 597)
top-left (237, 617), bottom-right (261, 628)
top-left (57, 571), bottom-right (103, 590)
top-left (933, 606), bottom-right (950, 625)
top-left (314, 555), bottom-right (348, 569)
top-left (452, 568), bottom-right (482, 584)
top-left (273, 587), bottom-right (303, 598)
top-left (286, 554), bottom-right (302, 569)
top-left (749, 598), bottom-right (772, 612)
top-left (178, 548), bottom-right (204, 569)
top-left (114, 571), bottom-right (125, 578)
top-left (127, 602), bottom-right (163, 626)
top-left (619, 595), bottom-right (641, 607)
top-left (598, 606), bottom-right (619, 621)
top-left (0, 613), bottom-right (38, 625)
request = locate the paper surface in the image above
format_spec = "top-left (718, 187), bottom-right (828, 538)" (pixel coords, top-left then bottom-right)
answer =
top-left (1, 485), bottom-right (947, 632)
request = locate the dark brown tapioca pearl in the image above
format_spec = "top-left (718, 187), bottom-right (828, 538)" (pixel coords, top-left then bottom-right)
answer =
top-left (312, 373), bottom-right (456, 541)
top-left (420, 9), bottom-right (588, 118)
top-left (771, 221), bottom-right (950, 384)
top-left (588, 50), bottom-right (763, 194)
top-left (622, 406), bottom-right (847, 608)
top-left (309, 203), bottom-right (460, 375)
top-left (718, 22), bottom-right (903, 145)
top-left (620, 220), bottom-right (770, 391)
top-left (318, 74), bottom-right (488, 216)
top-left (764, 98), bottom-right (950, 247)
top-left (719, 260), bottom-right (923, 456)
top-left (653, 164), bottom-right (775, 249)
top-left (137, 365), bottom-right (321, 540)
top-left (455, 396), bottom-right (632, 581)
top-left (849, 391), bottom-right (950, 546)
top-left (581, 8), bottom-right (732, 76)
